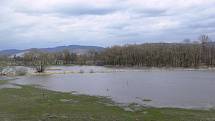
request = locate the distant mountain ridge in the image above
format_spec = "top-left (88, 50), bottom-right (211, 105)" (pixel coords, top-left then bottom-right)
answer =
top-left (0, 45), bottom-right (104, 56)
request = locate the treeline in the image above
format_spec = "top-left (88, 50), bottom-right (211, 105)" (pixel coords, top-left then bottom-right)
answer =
top-left (11, 49), bottom-right (100, 66)
top-left (7, 49), bottom-right (97, 72)
top-left (101, 35), bottom-right (215, 67)
top-left (1, 35), bottom-right (215, 69)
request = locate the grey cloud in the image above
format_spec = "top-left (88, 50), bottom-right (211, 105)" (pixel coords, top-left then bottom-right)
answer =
top-left (0, 0), bottom-right (215, 50)
top-left (15, 4), bottom-right (120, 16)
top-left (187, 17), bottom-right (215, 30)
top-left (54, 4), bottom-right (119, 16)
top-left (133, 8), bottom-right (168, 17)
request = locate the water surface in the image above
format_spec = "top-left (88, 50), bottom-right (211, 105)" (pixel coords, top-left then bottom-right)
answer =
top-left (13, 66), bottom-right (215, 109)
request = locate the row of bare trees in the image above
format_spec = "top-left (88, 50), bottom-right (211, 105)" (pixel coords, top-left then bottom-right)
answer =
top-left (2, 35), bottom-right (215, 71)
top-left (20, 49), bottom-right (99, 72)
top-left (100, 35), bottom-right (215, 67)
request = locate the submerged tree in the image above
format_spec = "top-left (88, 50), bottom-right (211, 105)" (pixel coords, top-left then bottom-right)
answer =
top-left (34, 53), bottom-right (48, 73)
top-left (23, 50), bottom-right (49, 73)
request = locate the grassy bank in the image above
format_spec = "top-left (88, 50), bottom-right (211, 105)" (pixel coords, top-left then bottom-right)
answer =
top-left (0, 82), bottom-right (215, 121)
top-left (0, 80), bottom-right (8, 85)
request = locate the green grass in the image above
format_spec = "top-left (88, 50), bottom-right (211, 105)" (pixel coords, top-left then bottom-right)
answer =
top-left (0, 83), bottom-right (215, 120)
top-left (0, 80), bottom-right (8, 85)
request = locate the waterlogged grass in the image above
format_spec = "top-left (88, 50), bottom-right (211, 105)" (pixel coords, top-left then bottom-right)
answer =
top-left (0, 83), bottom-right (215, 120)
top-left (0, 80), bottom-right (8, 85)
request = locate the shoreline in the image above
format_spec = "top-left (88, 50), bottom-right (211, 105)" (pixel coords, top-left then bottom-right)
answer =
top-left (1, 79), bottom-right (215, 110)
top-left (1, 65), bottom-right (215, 79)
top-left (1, 82), bottom-right (215, 120)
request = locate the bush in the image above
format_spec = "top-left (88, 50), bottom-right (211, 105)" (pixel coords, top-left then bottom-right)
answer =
top-left (1, 67), bottom-right (16, 76)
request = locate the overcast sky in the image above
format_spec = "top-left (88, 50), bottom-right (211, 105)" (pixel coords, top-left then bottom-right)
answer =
top-left (0, 0), bottom-right (215, 50)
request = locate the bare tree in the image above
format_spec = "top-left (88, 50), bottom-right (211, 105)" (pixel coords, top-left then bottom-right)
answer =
top-left (23, 50), bottom-right (48, 73)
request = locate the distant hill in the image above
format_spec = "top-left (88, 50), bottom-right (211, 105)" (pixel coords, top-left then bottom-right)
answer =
top-left (0, 45), bottom-right (104, 57)
top-left (0, 49), bottom-right (24, 56)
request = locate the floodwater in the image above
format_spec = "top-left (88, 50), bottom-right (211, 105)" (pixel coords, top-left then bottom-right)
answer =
top-left (11, 66), bottom-right (215, 109)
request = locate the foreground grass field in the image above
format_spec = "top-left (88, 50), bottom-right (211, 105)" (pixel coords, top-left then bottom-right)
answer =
top-left (0, 81), bottom-right (215, 121)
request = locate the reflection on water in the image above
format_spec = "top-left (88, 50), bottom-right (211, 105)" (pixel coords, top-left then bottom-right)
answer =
top-left (13, 66), bottom-right (215, 109)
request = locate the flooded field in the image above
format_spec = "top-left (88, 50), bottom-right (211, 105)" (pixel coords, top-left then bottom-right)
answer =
top-left (8, 66), bottom-right (215, 109)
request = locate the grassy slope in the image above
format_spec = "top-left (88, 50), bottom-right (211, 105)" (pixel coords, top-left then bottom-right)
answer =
top-left (0, 83), bottom-right (215, 121)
